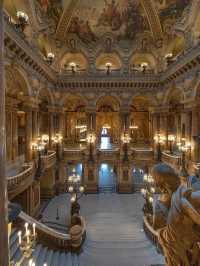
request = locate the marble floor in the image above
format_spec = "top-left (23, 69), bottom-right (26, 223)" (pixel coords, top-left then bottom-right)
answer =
top-left (42, 193), bottom-right (164, 266)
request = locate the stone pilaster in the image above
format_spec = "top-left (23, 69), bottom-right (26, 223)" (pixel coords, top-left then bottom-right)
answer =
top-left (0, 5), bottom-right (9, 265)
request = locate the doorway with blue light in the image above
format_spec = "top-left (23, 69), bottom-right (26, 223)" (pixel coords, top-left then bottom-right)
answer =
top-left (98, 163), bottom-right (117, 193)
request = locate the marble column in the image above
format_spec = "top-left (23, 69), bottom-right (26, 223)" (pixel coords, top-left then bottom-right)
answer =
top-left (0, 4), bottom-right (9, 266)
top-left (25, 108), bottom-right (33, 161)
top-left (32, 108), bottom-right (39, 139)
top-left (12, 107), bottom-right (18, 160)
top-left (48, 111), bottom-right (54, 149)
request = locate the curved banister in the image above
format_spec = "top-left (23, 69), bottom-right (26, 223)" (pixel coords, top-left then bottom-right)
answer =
top-left (7, 164), bottom-right (33, 182)
top-left (143, 216), bottom-right (162, 254)
top-left (19, 211), bottom-right (71, 240)
top-left (143, 216), bottom-right (158, 237)
top-left (18, 211), bottom-right (86, 249)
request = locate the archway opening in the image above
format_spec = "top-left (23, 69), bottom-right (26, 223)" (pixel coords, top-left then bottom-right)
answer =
top-left (98, 163), bottom-right (116, 192)
top-left (100, 127), bottom-right (112, 150)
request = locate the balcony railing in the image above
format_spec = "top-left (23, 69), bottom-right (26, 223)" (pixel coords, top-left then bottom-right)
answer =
top-left (162, 151), bottom-right (181, 170)
top-left (131, 147), bottom-right (154, 161)
top-left (41, 151), bottom-right (56, 169)
top-left (7, 164), bottom-right (34, 199)
top-left (143, 216), bottom-right (162, 253)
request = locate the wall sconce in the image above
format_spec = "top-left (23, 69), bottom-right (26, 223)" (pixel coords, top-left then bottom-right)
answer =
top-left (165, 53), bottom-right (173, 65)
top-left (106, 62), bottom-right (112, 75)
top-left (16, 11), bottom-right (29, 31)
top-left (141, 62), bottom-right (148, 73)
top-left (69, 62), bottom-right (78, 74)
top-left (46, 52), bottom-right (55, 65)
top-left (168, 134), bottom-right (176, 154)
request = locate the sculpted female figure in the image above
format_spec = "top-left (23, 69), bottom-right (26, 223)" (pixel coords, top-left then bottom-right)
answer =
top-left (152, 163), bottom-right (200, 266)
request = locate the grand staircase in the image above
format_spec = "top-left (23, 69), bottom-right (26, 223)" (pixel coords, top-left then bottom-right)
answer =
top-left (10, 228), bottom-right (79, 266)
top-left (10, 193), bottom-right (164, 266)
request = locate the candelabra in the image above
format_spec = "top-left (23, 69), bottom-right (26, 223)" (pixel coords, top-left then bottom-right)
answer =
top-left (168, 134), bottom-right (176, 154)
top-left (17, 223), bottom-right (37, 259)
top-left (67, 169), bottom-right (85, 216)
top-left (154, 133), bottom-right (166, 162)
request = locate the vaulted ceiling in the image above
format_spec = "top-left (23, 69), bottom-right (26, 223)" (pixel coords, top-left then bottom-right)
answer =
top-left (3, 0), bottom-right (194, 70)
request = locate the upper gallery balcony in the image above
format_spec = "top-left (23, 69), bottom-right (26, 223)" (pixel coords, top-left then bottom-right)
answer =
top-left (161, 151), bottom-right (181, 170)
top-left (7, 163), bottom-right (34, 199)
top-left (41, 151), bottom-right (57, 170)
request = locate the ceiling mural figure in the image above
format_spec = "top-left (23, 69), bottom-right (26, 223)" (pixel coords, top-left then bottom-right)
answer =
top-left (36, 0), bottom-right (63, 31)
top-left (156, 0), bottom-right (191, 39)
top-left (68, 0), bottom-right (150, 45)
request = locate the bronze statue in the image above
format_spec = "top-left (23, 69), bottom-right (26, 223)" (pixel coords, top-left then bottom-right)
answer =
top-left (152, 163), bottom-right (200, 266)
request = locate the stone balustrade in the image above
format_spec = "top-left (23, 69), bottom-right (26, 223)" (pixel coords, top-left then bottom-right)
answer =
top-left (162, 151), bottom-right (181, 170)
top-left (131, 147), bottom-right (154, 161)
top-left (143, 216), bottom-right (162, 254)
top-left (63, 147), bottom-right (86, 161)
top-left (97, 146), bottom-right (120, 161)
top-left (41, 151), bottom-right (56, 170)
top-left (7, 164), bottom-right (34, 199)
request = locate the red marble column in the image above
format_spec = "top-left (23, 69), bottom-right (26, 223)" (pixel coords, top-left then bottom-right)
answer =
top-left (0, 5), bottom-right (9, 266)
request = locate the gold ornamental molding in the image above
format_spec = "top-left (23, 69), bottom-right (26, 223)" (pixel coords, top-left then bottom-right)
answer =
top-left (140, 0), bottom-right (163, 42)
top-left (56, 0), bottom-right (80, 41)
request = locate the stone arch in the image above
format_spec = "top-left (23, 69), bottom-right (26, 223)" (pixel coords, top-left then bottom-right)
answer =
top-left (96, 95), bottom-right (121, 112)
top-left (129, 95), bottom-right (151, 144)
top-left (163, 87), bottom-right (185, 106)
top-left (95, 52), bottom-right (122, 71)
top-left (58, 51), bottom-right (89, 72)
top-left (129, 52), bottom-right (157, 72)
top-left (5, 65), bottom-right (32, 97)
top-left (62, 94), bottom-right (88, 112)
top-left (38, 87), bottom-right (55, 106)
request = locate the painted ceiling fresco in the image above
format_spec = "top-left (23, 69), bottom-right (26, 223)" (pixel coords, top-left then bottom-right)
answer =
top-left (155, 0), bottom-right (191, 37)
top-left (35, 0), bottom-right (191, 46)
top-left (68, 0), bottom-right (150, 44)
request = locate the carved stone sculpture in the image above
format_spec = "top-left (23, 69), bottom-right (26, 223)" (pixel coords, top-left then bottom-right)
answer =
top-left (152, 163), bottom-right (200, 266)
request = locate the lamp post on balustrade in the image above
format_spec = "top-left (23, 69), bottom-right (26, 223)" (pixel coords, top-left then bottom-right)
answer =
top-left (168, 134), bottom-right (176, 154)
top-left (177, 138), bottom-right (191, 186)
top-left (154, 133), bottom-right (166, 162)
top-left (141, 172), bottom-right (155, 216)
top-left (31, 142), bottom-right (45, 179)
top-left (67, 168), bottom-right (85, 216)
top-left (52, 133), bottom-right (63, 161)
